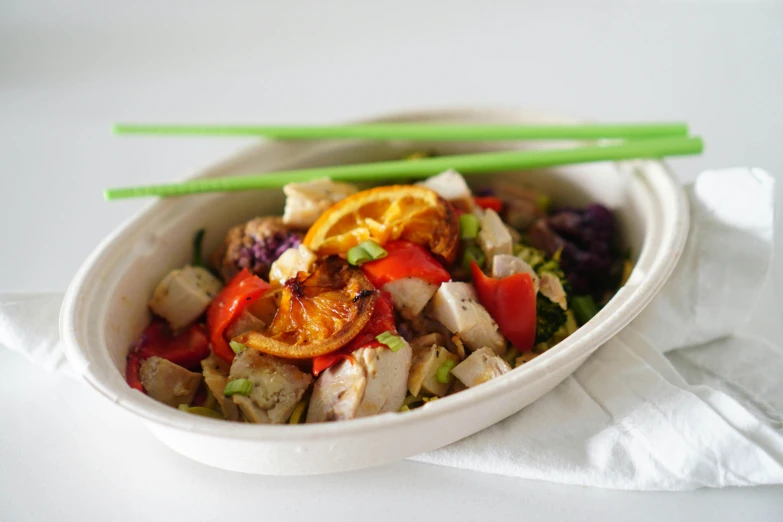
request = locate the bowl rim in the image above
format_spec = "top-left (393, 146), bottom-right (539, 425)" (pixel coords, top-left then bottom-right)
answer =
top-left (60, 105), bottom-right (690, 441)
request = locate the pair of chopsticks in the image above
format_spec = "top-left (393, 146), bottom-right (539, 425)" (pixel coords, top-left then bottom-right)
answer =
top-left (105, 122), bottom-right (703, 200)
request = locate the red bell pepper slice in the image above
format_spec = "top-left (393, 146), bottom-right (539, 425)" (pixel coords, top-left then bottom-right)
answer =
top-left (125, 318), bottom-right (211, 392)
top-left (470, 261), bottom-right (536, 352)
top-left (312, 292), bottom-right (397, 376)
top-left (206, 268), bottom-right (272, 363)
top-left (474, 196), bottom-right (503, 213)
top-left (361, 240), bottom-right (451, 288)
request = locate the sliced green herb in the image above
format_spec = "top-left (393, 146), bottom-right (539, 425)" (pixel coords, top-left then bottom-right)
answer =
top-left (459, 214), bottom-right (480, 240)
top-left (462, 245), bottom-right (486, 273)
top-left (376, 331), bottom-right (405, 352)
top-left (436, 359), bottom-right (457, 384)
top-left (346, 240), bottom-right (387, 266)
top-left (223, 378), bottom-right (253, 397)
top-left (572, 295), bottom-right (599, 326)
top-left (229, 340), bottom-right (247, 355)
top-left (288, 400), bottom-right (307, 424)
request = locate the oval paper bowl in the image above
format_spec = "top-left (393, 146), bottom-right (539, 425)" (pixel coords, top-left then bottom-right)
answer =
top-left (60, 107), bottom-right (689, 475)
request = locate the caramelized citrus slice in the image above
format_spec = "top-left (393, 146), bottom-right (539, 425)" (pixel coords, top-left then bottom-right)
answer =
top-left (234, 257), bottom-right (378, 359)
top-left (303, 185), bottom-right (459, 263)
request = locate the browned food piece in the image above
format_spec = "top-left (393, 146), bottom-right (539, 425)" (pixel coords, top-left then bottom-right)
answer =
top-left (450, 347), bottom-right (511, 388)
top-left (306, 341), bottom-right (413, 423)
top-left (139, 356), bottom-right (202, 407)
top-left (234, 257), bottom-right (378, 359)
top-left (212, 217), bottom-right (303, 282)
top-left (228, 349), bottom-right (313, 424)
top-left (200, 353), bottom-right (240, 421)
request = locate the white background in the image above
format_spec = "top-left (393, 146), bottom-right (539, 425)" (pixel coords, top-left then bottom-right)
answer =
top-left (1, 1), bottom-right (782, 520)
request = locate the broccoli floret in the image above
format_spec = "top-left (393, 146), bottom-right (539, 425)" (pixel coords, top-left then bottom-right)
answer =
top-left (515, 244), bottom-right (547, 269)
top-left (535, 293), bottom-right (568, 344)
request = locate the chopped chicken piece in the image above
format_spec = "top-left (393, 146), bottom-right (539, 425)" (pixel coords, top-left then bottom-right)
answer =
top-left (408, 344), bottom-right (459, 397)
top-left (282, 178), bottom-right (357, 228)
top-left (200, 353), bottom-right (240, 421)
top-left (229, 350), bottom-right (313, 424)
top-left (428, 282), bottom-right (506, 355)
top-left (418, 169), bottom-right (476, 213)
top-left (450, 347), bottom-right (511, 388)
top-left (268, 244), bottom-right (317, 286)
top-left (307, 341), bottom-right (412, 422)
top-left (383, 277), bottom-right (439, 320)
top-left (539, 272), bottom-right (567, 310)
top-left (149, 266), bottom-right (223, 331)
top-left (477, 209), bottom-right (513, 266)
top-left (139, 356), bottom-right (202, 407)
top-left (224, 309), bottom-right (266, 340)
top-left (491, 254), bottom-right (540, 292)
top-left (410, 332), bottom-right (449, 351)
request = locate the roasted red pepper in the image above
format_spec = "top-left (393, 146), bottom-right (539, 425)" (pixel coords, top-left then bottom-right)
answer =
top-left (470, 261), bottom-right (536, 352)
top-left (473, 196), bottom-right (503, 213)
top-left (125, 318), bottom-right (211, 392)
top-left (361, 240), bottom-right (451, 288)
top-left (312, 292), bottom-right (397, 376)
top-left (206, 268), bottom-right (272, 363)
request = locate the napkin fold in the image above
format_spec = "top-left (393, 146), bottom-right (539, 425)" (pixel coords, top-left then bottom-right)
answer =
top-left (1, 168), bottom-right (781, 490)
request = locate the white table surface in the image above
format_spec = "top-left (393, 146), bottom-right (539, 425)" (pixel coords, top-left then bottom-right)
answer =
top-left (1, 1), bottom-right (782, 520)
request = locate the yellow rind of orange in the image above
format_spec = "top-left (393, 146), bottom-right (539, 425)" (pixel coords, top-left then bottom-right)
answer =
top-left (234, 257), bottom-right (378, 359)
top-left (303, 185), bottom-right (459, 263)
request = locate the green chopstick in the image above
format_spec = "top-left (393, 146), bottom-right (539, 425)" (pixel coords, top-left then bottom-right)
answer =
top-left (113, 122), bottom-right (689, 141)
top-left (104, 136), bottom-right (703, 201)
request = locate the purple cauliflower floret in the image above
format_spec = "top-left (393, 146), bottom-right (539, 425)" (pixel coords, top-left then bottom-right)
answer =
top-left (212, 217), bottom-right (303, 282)
top-left (528, 204), bottom-right (620, 298)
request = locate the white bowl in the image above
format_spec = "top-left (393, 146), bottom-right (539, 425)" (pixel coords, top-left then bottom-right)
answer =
top-left (60, 107), bottom-right (689, 475)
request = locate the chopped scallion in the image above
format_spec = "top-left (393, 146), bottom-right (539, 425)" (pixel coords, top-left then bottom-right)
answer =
top-left (459, 214), bottom-right (480, 239)
top-left (229, 340), bottom-right (247, 355)
top-left (178, 404), bottom-right (225, 419)
top-left (346, 240), bottom-right (387, 266)
top-left (572, 295), bottom-right (599, 326)
top-left (462, 245), bottom-right (486, 272)
top-left (436, 359), bottom-right (457, 384)
top-left (376, 331), bottom-right (405, 352)
top-left (223, 378), bottom-right (253, 397)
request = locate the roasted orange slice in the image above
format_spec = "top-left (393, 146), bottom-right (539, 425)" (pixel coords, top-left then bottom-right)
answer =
top-left (303, 185), bottom-right (459, 263)
top-left (233, 257), bottom-right (378, 359)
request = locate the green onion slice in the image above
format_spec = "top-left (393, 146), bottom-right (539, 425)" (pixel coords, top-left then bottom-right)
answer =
top-left (347, 240), bottom-right (388, 266)
top-left (462, 245), bottom-right (486, 272)
top-left (178, 404), bottom-right (225, 419)
top-left (229, 340), bottom-right (247, 355)
top-left (376, 331), bottom-right (405, 352)
top-left (223, 378), bottom-right (253, 397)
top-left (459, 214), bottom-right (480, 240)
top-left (436, 359), bottom-right (457, 384)
top-left (288, 401), bottom-right (307, 424)
top-left (571, 295), bottom-right (599, 326)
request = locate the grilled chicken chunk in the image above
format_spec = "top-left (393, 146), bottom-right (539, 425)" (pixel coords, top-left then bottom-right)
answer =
top-left (491, 254), bottom-right (540, 292)
top-left (268, 244), bottom-right (317, 287)
top-left (383, 277), bottom-right (439, 320)
top-left (200, 353), bottom-right (240, 421)
top-left (408, 344), bottom-right (459, 397)
top-left (139, 356), bottom-right (202, 407)
top-left (477, 209), bottom-right (513, 266)
top-left (307, 342), bottom-right (413, 422)
top-left (229, 350), bottom-right (313, 424)
top-left (450, 347), bottom-right (511, 388)
top-left (539, 272), bottom-right (567, 310)
top-left (149, 266), bottom-right (223, 331)
top-left (282, 178), bottom-right (358, 229)
top-left (224, 309), bottom-right (266, 341)
top-left (419, 169), bottom-right (476, 213)
top-left (428, 282), bottom-right (506, 355)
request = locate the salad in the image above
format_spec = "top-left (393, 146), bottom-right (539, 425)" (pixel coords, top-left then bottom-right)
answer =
top-left (125, 168), bottom-right (630, 424)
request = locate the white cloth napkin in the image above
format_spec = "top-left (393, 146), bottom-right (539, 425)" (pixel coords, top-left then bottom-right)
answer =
top-left (2, 168), bottom-right (781, 490)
